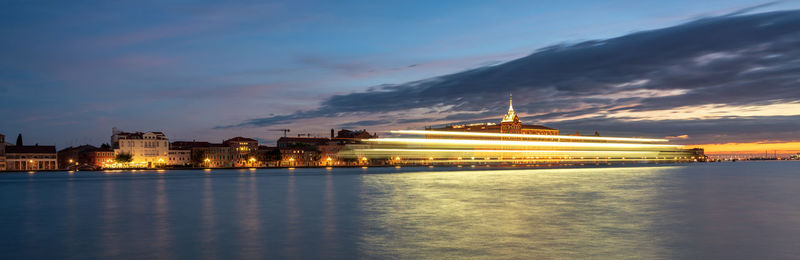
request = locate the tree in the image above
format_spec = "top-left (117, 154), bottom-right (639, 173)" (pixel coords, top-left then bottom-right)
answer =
top-left (114, 153), bottom-right (133, 163)
top-left (15, 134), bottom-right (22, 146)
top-left (100, 143), bottom-right (111, 149)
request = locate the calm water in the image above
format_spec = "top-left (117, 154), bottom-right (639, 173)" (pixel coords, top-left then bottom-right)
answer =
top-left (1, 162), bottom-right (799, 259)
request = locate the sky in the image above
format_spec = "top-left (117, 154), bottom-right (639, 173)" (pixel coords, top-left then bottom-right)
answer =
top-left (1, 0), bottom-right (800, 155)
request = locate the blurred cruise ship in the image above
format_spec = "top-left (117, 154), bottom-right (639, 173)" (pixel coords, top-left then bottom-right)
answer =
top-left (339, 95), bottom-right (705, 165)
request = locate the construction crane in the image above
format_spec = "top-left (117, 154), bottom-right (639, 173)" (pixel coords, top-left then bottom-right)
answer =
top-left (269, 129), bottom-right (290, 137)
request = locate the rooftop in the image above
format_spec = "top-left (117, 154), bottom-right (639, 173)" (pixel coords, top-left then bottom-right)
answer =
top-left (6, 145), bottom-right (57, 154)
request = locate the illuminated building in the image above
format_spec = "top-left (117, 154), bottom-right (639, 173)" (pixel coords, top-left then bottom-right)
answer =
top-left (171, 141), bottom-right (233, 168)
top-left (339, 96), bottom-right (702, 165)
top-left (6, 145), bottom-right (58, 171)
top-left (167, 149), bottom-right (191, 166)
top-left (427, 95), bottom-right (559, 136)
top-left (277, 135), bottom-right (368, 166)
top-left (86, 147), bottom-right (115, 168)
top-left (111, 128), bottom-right (169, 168)
top-left (57, 145), bottom-right (96, 169)
top-left (224, 137), bottom-right (258, 167)
top-left (277, 137), bottom-right (325, 167)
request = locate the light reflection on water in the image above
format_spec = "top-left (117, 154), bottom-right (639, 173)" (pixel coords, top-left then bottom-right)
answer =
top-left (359, 167), bottom-right (683, 259)
top-left (0, 162), bottom-right (799, 259)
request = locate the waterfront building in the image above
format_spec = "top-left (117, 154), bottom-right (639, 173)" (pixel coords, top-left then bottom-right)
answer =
top-left (57, 144), bottom-right (97, 169)
top-left (276, 137), bottom-right (328, 166)
top-left (6, 145), bottom-right (58, 171)
top-left (111, 128), bottom-right (169, 168)
top-left (256, 146), bottom-right (281, 167)
top-left (196, 144), bottom-right (233, 168)
top-left (688, 148), bottom-right (707, 161)
top-left (167, 149), bottom-right (191, 166)
top-left (224, 137), bottom-right (259, 167)
top-left (277, 136), bottom-right (365, 166)
top-left (280, 147), bottom-right (320, 167)
top-left (171, 141), bottom-right (233, 168)
top-left (277, 133), bottom-right (373, 166)
top-left (0, 133), bottom-right (5, 171)
top-left (86, 147), bottom-right (115, 168)
top-left (427, 95), bottom-right (559, 136)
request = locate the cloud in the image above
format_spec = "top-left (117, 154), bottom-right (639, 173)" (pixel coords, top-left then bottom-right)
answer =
top-left (337, 119), bottom-right (394, 129)
top-left (227, 10), bottom-right (800, 144)
top-left (547, 115), bottom-right (800, 144)
top-left (666, 135), bottom-right (689, 140)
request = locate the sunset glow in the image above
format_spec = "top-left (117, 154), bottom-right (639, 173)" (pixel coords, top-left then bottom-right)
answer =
top-left (686, 141), bottom-right (800, 155)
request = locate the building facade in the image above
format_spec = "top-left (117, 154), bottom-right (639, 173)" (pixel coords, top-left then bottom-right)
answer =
top-left (277, 137), bottom-right (327, 166)
top-left (427, 95), bottom-right (559, 136)
top-left (167, 149), bottom-right (191, 166)
top-left (57, 145), bottom-right (97, 169)
top-left (256, 146), bottom-right (281, 167)
top-left (112, 128), bottom-right (169, 168)
top-left (194, 144), bottom-right (233, 168)
top-left (172, 141), bottom-right (233, 168)
top-left (5, 145), bottom-right (58, 171)
top-left (224, 137), bottom-right (259, 167)
top-left (0, 134), bottom-right (5, 171)
top-left (279, 147), bottom-right (320, 167)
top-left (86, 148), bottom-right (115, 168)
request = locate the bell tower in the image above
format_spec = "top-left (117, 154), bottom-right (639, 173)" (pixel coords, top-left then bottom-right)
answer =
top-left (500, 94), bottom-right (521, 134)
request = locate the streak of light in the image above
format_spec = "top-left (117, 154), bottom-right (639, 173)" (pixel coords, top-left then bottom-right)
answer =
top-left (364, 138), bottom-right (681, 149)
top-left (390, 130), bottom-right (668, 142)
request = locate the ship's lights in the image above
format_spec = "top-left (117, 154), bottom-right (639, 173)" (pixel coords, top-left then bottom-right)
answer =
top-left (390, 130), bottom-right (669, 142)
top-left (364, 138), bottom-right (681, 149)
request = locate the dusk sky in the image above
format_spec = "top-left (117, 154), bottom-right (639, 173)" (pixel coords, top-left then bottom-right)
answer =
top-left (2, 0), bottom-right (800, 154)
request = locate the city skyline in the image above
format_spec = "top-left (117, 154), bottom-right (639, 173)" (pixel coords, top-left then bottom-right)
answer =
top-left (2, 1), bottom-right (800, 156)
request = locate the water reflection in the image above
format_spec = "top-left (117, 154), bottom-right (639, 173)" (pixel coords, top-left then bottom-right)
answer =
top-left (101, 179), bottom-right (120, 258)
top-left (201, 175), bottom-right (218, 258)
top-left (284, 174), bottom-right (300, 258)
top-left (153, 176), bottom-right (174, 258)
top-left (322, 173), bottom-right (338, 254)
top-left (2, 162), bottom-right (800, 259)
top-left (359, 167), bottom-right (682, 259)
top-left (236, 173), bottom-right (262, 258)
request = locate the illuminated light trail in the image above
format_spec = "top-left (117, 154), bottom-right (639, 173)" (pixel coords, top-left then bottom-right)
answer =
top-left (390, 130), bottom-right (669, 143)
top-left (345, 149), bottom-right (695, 161)
top-left (355, 149), bottom-right (662, 158)
top-left (363, 138), bottom-right (682, 149)
top-left (360, 149), bottom-right (660, 154)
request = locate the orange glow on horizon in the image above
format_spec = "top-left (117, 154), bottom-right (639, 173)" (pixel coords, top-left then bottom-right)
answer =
top-left (686, 141), bottom-right (800, 154)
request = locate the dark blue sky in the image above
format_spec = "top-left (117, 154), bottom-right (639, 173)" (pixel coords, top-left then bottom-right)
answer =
top-left (2, 0), bottom-right (800, 149)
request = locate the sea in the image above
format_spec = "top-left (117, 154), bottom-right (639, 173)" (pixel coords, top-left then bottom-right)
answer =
top-left (1, 161), bottom-right (799, 259)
